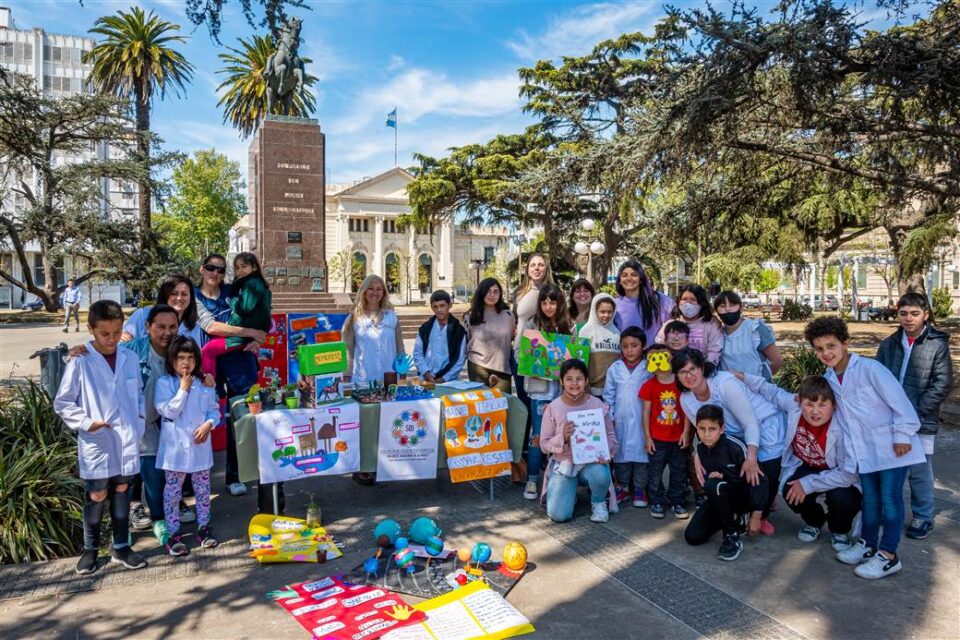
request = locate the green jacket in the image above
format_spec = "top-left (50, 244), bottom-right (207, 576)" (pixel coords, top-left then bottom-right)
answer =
top-left (226, 274), bottom-right (272, 349)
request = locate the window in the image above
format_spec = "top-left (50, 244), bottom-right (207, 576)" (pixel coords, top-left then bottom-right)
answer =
top-left (954, 270), bottom-right (959, 289)
top-left (32, 253), bottom-right (44, 286)
top-left (0, 41), bottom-right (32, 64)
top-left (385, 220), bottom-right (398, 234)
top-left (856, 267), bottom-right (867, 289)
top-left (348, 218), bottom-right (370, 233)
top-left (484, 246), bottom-right (495, 264)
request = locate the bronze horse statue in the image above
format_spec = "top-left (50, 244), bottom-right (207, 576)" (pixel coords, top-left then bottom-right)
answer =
top-left (265, 17), bottom-right (306, 116)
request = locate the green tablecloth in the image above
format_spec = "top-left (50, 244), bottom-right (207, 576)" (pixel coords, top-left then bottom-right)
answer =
top-left (231, 385), bottom-right (528, 483)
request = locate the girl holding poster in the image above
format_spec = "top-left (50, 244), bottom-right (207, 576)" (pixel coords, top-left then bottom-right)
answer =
top-left (540, 359), bottom-right (618, 523)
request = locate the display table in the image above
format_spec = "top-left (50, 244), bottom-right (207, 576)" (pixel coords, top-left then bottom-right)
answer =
top-left (231, 384), bottom-right (528, 483)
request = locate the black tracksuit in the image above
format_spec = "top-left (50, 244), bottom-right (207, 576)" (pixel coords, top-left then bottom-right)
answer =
top-left (685, 434), bottom-right (769, 545)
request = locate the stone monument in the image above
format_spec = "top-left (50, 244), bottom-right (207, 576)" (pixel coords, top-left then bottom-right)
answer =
top-left (249, 18), bottom-right (326, 293)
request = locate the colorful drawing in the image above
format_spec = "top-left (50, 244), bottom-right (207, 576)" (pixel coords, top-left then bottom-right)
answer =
top-left (256, 404), bottom-right (360, 484)
top-left (286, 312), bottom-right (348, 381)
top-left (441, 389), bottom-right (512, 483)
top-left (377, 399), bottom-right (441, 482)
top-left (257, 313), bottom-right (289, 387)
top-left (313, 372), bottom-right (345, 405)
top-left (516, 329), bottom-right (590, 380)
top-left (568, 408), bottom-right (611, 465)
top-left (247, 514), bottom-right (342, 563)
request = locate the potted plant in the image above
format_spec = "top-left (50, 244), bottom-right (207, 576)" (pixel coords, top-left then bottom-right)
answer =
top-left (283, 384), bottom-right (300, 409)
top-left (267, 378), bottom-right (281, 407)
top-left (304, 491), bottom-right (322, 528)
top-left (246, 384), bottom-right (263, 415)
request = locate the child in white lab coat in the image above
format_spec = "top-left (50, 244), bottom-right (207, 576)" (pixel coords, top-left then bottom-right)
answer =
top-left (603, 327), bottom-right (652, 508)
top-left (155, 336), bottom-right (220, 556)
top-left (55, 300), bottom-right (148, 575)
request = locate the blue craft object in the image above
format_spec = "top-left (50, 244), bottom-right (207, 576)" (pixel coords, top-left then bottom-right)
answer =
top-left (394, 536), bottom-right (409, 551)
top-left (393, 354), bottom-right (414, 375)
top-left (363, 557), bottom-right (379, 576)
top-left (424, 536), bottom-right (444, 557)
top-left (471, 542), bottom-right (492, 564)
top-left (408, 517), bottom-right (442, 544)
top-left (374, 519), bottom-right (402, 547)
top-left (394, 547), bottom-right (416, 569)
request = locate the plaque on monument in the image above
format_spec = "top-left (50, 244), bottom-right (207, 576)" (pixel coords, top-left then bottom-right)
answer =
top-left (289, 277), bottom-right (301, 286)
top-left (265, 267), bottom-right (276, 276)
top-left (276, 267), bottom-right (287, 276)
top-left (287, 231), bottom-right (302, 243)
top-left (287, 267), bottom-right (301, 277)
top-left (312, 278), bottom-right (323, 291)
top-left (286, 246), bottom-right (303, 260)
top-left (309, 267), bottom-right (323, 277)
top-left (276, 278), bottom-right (286, 286)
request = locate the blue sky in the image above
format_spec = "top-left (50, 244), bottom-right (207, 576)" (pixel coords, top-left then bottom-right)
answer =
top-left (9, 1), bottom-right (896, 184)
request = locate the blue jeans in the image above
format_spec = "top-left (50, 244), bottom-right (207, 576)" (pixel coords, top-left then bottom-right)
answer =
top-left (527, 399), bottom-right (548, 481)
top-left (908, 455), bottom-right (935, 523)
top-left (646, 440), bottom-right (687, 507)
top-left (140, 455), bottom-right (166, 522)
top-left (546, 463), bottom-right (611, 522)
top-left (860, 466), bottom-right (909, 555)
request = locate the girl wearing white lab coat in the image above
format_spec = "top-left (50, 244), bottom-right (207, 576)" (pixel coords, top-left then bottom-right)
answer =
top-left (602, 326), bottom-right (652, 503)
top-left (155, 337), bottom-right (220, 555)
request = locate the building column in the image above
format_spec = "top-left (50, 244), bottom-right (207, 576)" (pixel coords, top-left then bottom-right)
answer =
top-left (439, 218), bottom-right (454, 289)
top-left (373, 216), bottom-right (384, 277)
top-left (808, 264), bottom-right (816, 308)
top-left (407, 224), bottom-right (416, 301)
top-left (337, 207), bottom-right (347, 251)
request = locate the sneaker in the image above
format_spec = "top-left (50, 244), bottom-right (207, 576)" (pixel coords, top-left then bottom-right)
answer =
top-left (717, 533), bottom-right (743, 561)
top-left (836, 539), bottom-right (875, 565)
top-left (632, 489), bottom-right (649, 508)
top-left (650, 504), bottom-right (666, 519)
top-left (152, 519), bottom-right (170, 546)
top-left (523, 480), bottom-right (539, 500)
top-left (590, 501), bottom-right (610, 523)
top-left (111, 546), bottom-right (147, 570)
top-left (75, 549), bottom-right (99, 575)
top-left (228, 482), bottom-right (248, 497)
top-left (905, 518), bottom-right (933, 540)
top-left (759, 519), bottom-right (775, 536)
top-left (196, 525), bottom-right (218, 549)
top-left (695, 494), bottom-right (707, 508)
top-left (166, 533), bottom-right (189, 557)
top-left (179, 504), bottom-right (196, 523)
top-left (129, 503), bottom-right (151, 530)
top-left (854, 553), bottom-right (902, 579)
top-left (797, 525), bottom-right (821, 543)
top-left (614, 485), bottom-right (630, 504)
top-left (672, 504), bottom-right (689, 520)
top-left (62, 328), bottom-right (69, 333)
top-left (830, 532), bottom-right (853, 552)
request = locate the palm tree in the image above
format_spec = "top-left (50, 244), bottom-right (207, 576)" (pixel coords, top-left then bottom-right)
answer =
top-left (216, 34), bottom-right (318, 139)
top-left (84, 7), bottom-right (193, 255)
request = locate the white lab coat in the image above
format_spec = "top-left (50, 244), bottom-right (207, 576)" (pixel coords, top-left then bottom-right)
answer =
top-left (603, 359), bottom-right (652, 463)
top-left (154, 375), bottom-right (220, 473)
top-left (825, 353), bottom-right (925, 474)
top-left (741, 374), bottom-right (860, 494)
top-left (54, 343), bottom-right (145, 479)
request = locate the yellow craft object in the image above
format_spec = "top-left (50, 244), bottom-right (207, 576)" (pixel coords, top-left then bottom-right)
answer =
top-left (247, 514), bottom-right (343, 563)
top-left (501, 541), bottom-right (528, 572)
top-left (647, 351), bottom-right (672, 373)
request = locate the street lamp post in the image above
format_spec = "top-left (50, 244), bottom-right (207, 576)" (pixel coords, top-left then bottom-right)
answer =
top-left (573, 219), bottom-right (605, 283)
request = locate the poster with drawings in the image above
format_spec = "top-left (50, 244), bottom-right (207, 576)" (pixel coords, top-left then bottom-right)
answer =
top-left (255, 404), bottom-right (360, 484)
top-left (568, 408), bottom-right (610, 464)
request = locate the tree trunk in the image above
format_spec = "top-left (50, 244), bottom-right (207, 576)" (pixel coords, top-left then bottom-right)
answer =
top-left (886, 226), bottom-right (927, 294)
top-left (135, 85), bottom-right (152, 255)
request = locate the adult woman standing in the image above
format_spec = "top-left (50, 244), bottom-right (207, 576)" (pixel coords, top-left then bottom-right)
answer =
top-left (342, 275), bottom-right (405, 386)
top-left (568, 278), bottom-right (595, 332)
top-left (613, 260), bottom-right (674, 347)
top-left (512, 253), bottom-right (554, 349)
top-left (464, 277), bottom-right (513, 393)
top-left (122, 275), bottom-right (203, 343)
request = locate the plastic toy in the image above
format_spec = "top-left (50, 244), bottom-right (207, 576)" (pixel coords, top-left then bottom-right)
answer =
top-left (408, 517), bottom-right (442, 544)
top-left (471, 542), bottom-right (492, 564)
top-left (501, 542), bottom-right (528, 572)
top-left (424, 536), bottom-right (445, 557)
top-left (374, 519), bottom-right (402, 547)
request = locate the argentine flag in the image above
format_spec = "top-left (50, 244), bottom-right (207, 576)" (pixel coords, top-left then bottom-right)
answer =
top-left (385, 108), bottom-right (397, 128)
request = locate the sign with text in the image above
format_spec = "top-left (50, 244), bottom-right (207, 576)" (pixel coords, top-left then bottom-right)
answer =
top-left (376, 398), bottom-right (442, 482)
top-left (568, 408), bottom-right (611, 465)
top-left (255, 405), bottom-right (360, 484)
top-left (441, 389), bottom-right (512, 483)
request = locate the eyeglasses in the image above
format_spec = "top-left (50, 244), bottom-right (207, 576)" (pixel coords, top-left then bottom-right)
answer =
top-left (202, 264), bottom-right (226, 274)
top-left (677, 368), bottom-right (699, 377)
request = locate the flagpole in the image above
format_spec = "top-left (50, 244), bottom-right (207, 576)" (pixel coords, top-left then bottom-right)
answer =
top-left (394, 107), bottom-right (398, 167)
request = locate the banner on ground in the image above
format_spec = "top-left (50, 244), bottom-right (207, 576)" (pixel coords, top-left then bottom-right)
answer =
top-left (256, 404), bottom-right (361, 484)
top-left (441, 389), bottom-right (512, 483)
top-left (516, 330), bottom-right (590, 380)
top-left (376, 398), bottom-right (442, 482)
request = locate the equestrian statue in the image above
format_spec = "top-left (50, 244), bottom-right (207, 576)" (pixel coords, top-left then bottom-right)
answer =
top-left (264, 17), bottom-right (306, 116)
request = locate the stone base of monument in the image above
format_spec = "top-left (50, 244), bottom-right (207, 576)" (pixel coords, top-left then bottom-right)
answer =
top-left (249, 115), bottom-right (326, 293)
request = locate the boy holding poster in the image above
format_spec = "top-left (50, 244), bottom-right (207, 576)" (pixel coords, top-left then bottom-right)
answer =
top-left (540, 359), bottom-right (618, 523)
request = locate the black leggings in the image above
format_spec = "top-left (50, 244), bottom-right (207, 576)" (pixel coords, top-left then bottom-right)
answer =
top-left (783, 466), bottom-right (862, 533)
top-left (760, 458), bottom-right (782, 518)
top-left (83, 478), bottom-right (132, 550)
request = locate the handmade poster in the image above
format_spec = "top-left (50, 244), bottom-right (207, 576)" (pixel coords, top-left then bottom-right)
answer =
top-left (270, 576), bottom-right (426, 640)
top-left (382, 580), bottom-right (535, 640)
top-left (441, 389), bottom-right (512, 483)
top-left (256, 404), bottom-right (361, 484)
top-left (314, 372), bottom-right (346, 405)
top-left (516, 330), bottom-right (590, 380)
top-left (568, 408), bottom-right (611, 464)
top-left (376, 398), bottom-right (442, 482)
top-left (298, 341), bottom-right (348, 377)
top-left (247, 514), bottom-right (343, 564)
top-left (258, 313), bottom-right (289, 387)
top-left (287, 312), bottom-right (349, 382)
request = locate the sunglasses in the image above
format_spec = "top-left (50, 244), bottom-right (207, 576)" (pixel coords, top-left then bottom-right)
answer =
top-left (202, 264), bottom-right (226, 274)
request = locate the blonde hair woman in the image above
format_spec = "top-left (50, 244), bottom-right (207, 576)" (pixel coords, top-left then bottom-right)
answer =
top-left (342, 275), bottom-right (405, 386)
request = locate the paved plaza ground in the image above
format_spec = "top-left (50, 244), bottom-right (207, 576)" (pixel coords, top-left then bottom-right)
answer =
top-left (0, 316), bottom-right (958, 639)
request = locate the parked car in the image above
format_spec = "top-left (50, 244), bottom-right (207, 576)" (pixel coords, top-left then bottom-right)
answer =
top-left (20, 299), bottom-right (43, 311)
top-left (741, 293), bottom-right (762, 309)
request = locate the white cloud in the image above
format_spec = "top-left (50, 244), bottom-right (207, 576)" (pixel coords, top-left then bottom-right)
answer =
top-left (387, 54), bottom-right (406, 71)
top-left (507, 2), bottom-right (660, 61)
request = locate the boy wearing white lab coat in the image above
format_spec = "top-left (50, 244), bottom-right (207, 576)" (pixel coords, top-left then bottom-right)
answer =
top-left (805, 317), bottom-right (924, 580)
top-left (54, 300), bottom-right (147, 575)
top-left (603, 327), bottom-right (652, 508)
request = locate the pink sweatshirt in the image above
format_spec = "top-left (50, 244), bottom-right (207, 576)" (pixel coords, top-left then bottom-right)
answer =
top-left (540, 394), bottom-right (619, 464)
top-left (655, 317), bottom-right (724, 365)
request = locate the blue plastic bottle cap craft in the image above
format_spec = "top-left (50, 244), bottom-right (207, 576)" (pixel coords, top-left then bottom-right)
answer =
top-left (374, 519), bottom-right (402, 547)
top-left (394, 537), bottom-right (409, 551)
top-left (424, 536), bottom-right (444, 557)
top-left (471, 542), bottom-right (492, 564)
top-left (394, 547), bottom-right (416, 569)
top-left (408, 517), bottom-right (442, 544)
top-left (363, 557), bottom-right (379, 575)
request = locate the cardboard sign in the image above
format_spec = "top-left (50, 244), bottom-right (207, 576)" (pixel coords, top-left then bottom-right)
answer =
top-left (568, 408), bottom-right (610, 464)
top-left (287, 312), bottom-right (349, 382)
top-left (258, 313), bottom-right (289, 387)
top-left (441, 389), bottom-right (512, 483)
top-left (256, 405), bottom-right (361, 484)
top-left (516, 330), bottom-right (589, 380)
top-left (298, 341), bottom-right (348, 377)
top-left (376, 399), bottom-right (442, 482)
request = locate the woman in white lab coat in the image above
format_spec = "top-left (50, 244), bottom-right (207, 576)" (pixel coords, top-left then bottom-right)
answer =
top-left (155, 336), bottom-right (220, 556)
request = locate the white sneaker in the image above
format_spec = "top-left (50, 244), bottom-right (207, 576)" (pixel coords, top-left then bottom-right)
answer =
top-left (229, 482), bottom-right (248, 496)
top-left (797, 525), bottom-right (821, 543)
top-left (830, 532), bottom-right (853, 552)
top-left (836, 539), bottom-right (874, 565)
top-left (590, 501), bottom-right (610, 523)
top-left (854, 553), bottom-right (902, 579)
top-left (523, 480), bottom-right (539, 500)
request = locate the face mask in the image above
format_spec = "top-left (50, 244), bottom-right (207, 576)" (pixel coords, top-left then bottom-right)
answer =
top-left (679, 302), bottom-right (701, 318)
top-left (719, 310), bottom-right (741, 326)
